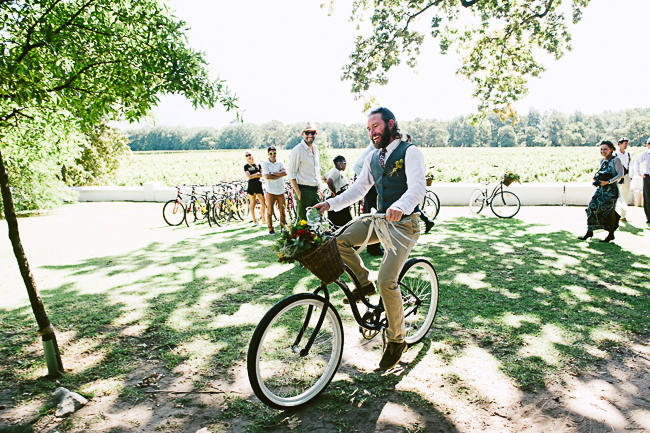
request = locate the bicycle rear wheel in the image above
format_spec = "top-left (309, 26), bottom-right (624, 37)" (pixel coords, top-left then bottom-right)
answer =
top-left (247, 293), bottom-right (344, 409)
top-left (398, 258), bottom-right (439, 346)
top-left (469, 189), bottom-right (485, 214)
top-left (162, 199), bottom-right (186, 226)
top-left (420, 195), bottom-right (439, 227)
top-left (490, 190), bottom-right (520, 218)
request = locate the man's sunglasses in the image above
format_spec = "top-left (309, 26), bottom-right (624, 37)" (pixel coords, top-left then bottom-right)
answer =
top-left (304, 131), bottom-right (316, 136)
top-left (269, 152), bottom-right (277, 155)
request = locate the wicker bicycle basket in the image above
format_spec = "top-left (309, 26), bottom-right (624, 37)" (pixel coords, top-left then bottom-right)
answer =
top-left (298, 236), bottom-right (344, 284)
top-left (503, 175), bottom-right (514, 186)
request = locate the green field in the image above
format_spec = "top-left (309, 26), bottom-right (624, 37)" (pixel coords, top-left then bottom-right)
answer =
top-left (112, 146), bottom-right (644, 187)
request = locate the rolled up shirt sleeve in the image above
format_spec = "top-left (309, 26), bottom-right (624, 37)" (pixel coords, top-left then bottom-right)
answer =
top-left (288, 146), bottom-right (299, 180)
top-left (389, 146), bottom-right (426, 214)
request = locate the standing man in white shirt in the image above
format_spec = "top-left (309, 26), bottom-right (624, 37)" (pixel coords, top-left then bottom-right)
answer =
top-left (325, 155), bottom-right (351, 227)
top-left (314, 107), bottom-right (425, 370)
top-left (262, 146), bottom-right (287, 235)
top-left (615, 137), bottom-right (632, 222)
top-left (635, 138), bottom-right (650, 224)
top-left (288, 123), bottom-right (321, 221)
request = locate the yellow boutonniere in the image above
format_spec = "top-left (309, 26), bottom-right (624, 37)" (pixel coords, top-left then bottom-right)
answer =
top-left (390, 159), bottom-right (404, 176)
top-left (300, 220), bottom-right (307, 226)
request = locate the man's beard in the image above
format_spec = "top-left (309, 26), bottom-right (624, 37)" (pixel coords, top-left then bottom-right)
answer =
top-left (373, 127), bottom-right (393, 149)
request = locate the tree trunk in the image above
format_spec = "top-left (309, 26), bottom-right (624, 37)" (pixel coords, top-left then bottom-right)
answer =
top-left (0, 147), bottom-right (64, 377)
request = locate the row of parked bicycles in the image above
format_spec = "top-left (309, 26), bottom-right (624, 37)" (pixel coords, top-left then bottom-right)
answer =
top-left (162, 181), bottom-right (443, 228)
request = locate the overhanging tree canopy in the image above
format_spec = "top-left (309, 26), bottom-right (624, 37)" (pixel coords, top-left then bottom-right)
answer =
top-left (341, 0), bottom-right (591, 118)
top-left (0, 0), bottom-right (238, 377)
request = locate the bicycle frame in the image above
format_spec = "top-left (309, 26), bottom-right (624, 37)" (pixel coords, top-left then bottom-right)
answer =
top-left (294, 212), bottom-right (429, 357)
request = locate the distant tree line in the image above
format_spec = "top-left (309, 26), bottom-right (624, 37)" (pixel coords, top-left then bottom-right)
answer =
top-left (125, 108), bottom-right (650, 151)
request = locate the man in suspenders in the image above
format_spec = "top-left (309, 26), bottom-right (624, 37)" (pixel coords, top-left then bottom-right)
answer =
top-left (314, 107), bottom-right (425, 370)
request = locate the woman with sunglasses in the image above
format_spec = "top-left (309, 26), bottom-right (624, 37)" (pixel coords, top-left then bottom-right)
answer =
top-left (244, 152), bottom-right (266, 225)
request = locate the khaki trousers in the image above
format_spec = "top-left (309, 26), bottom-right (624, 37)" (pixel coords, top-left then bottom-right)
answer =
top-left (336, 214), bottom-right (420, 343)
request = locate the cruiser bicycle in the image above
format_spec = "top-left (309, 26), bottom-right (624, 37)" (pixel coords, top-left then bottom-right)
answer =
top-left (246, 213), bottom-right (439, 409)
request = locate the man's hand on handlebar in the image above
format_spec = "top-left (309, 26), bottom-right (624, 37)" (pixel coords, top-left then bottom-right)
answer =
top-left (386, 208), bottom-right (403, 222)
top-left (313, 201), bottom-right (330, 215)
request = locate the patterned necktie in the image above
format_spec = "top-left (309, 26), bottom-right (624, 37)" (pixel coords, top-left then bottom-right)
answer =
top-left (379, 148), bottom-right (387, 168)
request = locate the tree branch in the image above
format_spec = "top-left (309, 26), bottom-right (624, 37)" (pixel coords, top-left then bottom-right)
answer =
top-left (460, 0), bottom-right (481, 7)
top-left (15, 0), bottom-right (65, 63)
top-left (49, 60), bottom-right (120, 92)
top-left (15, 0), bottom-right (97, 64)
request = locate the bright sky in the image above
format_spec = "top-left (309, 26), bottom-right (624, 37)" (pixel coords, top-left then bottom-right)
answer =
top-left (134, 0), bottom-right (650, 128)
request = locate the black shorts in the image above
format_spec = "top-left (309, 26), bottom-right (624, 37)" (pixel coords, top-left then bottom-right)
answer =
top-left (247, 181), bottom-right (263, 195)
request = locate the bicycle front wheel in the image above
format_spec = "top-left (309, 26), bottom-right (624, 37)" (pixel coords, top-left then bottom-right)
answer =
top-left (162, 199), bottom-right (186, 226)
top-left (398, 258), bottom-right (439, 346)
top-left (490, 190), bottom-right (521, 218)
top-left (247, 293), bottom-right (344, 409)
top-left (469, 189), bottom-right (485, 214)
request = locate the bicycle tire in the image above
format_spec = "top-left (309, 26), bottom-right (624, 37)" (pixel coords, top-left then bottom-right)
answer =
top-left (398, 258), bottom-right (439, 346)
top-left (192, 195), bottom-right (209, 223)
top-left (469, 189), bottom-right (485, 214)
top-left (247, 293), bottom-right (344, 409)
top-left (208, 198), bottom-right (220, 227)
top-left (430, 191), bottom-right (441, 219)
top-left (420, 195), bottom-right (439, 228)
top-left (162, 199), bottom-right (186, 226)
top-left (490, 190), bottom-right (521, 218)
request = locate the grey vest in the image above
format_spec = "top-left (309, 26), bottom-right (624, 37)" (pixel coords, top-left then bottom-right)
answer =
top-left (370, 141), bottom-right (414, 212)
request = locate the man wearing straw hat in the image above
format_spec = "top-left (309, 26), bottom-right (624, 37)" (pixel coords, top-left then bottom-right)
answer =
top-left (314, 107), bottom-right (425, 370)
top-left (288, 122), bottom-right (322, 221)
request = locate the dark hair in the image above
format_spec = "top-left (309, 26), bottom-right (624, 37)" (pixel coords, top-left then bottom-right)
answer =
top-left (267, 146), bottom-right (276, 152)
top-left (406, 134), bottom-right (412, 142)
top-left (369, 107), bottom-right (401, 139)
top-left (333, 155), bottom-right (346, 164)
top-left (600, 140), bottom-right (615, 150)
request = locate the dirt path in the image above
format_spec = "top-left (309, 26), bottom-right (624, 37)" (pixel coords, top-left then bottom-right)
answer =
top-left (1, 203), bottom-right (649, 432)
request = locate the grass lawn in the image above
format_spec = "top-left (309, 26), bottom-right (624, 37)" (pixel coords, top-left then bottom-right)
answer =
top-left (1, 203), bottom-right (649, 432)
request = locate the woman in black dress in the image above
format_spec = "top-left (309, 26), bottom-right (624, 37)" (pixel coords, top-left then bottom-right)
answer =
top-left (579, 140), bottom-right (624, 243)
top-left (244, 152), bottom-right (266, 224)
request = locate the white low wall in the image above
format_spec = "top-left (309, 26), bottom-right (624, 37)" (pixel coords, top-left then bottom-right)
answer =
top-left (71, 181), bottom-right (631, 206)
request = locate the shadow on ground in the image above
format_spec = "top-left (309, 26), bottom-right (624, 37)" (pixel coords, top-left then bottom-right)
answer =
top-left (0, 216), bottom-right (648, 432)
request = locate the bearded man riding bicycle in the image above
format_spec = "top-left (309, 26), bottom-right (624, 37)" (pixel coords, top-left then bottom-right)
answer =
top-left (314, 107), bottom-right (426, 370)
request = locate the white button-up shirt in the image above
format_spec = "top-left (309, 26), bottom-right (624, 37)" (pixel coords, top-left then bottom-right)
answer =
top-left (327, 138), bottom-right (426, 214)
top-left (288, 140), bottom-right (321, 186)
top-left (635, 149), bottom-right (650, 175)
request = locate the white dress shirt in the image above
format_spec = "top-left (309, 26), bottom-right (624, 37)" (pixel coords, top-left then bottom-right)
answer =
top-left (288, 140), bottom-right (321, 186)
top-left (327, 138), bottom-right (426, 214)
top-left (635, 150), bottom-right (650, 175)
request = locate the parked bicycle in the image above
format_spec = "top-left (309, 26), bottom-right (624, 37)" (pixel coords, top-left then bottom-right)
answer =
top-left (469, 173), bottom-right (521, 218)
top-left (162, 185), bottom-right (210, 227)
top-left (246, 213), bottom-right (439, 409)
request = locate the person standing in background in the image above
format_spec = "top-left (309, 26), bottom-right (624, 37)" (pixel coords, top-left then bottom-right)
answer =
top-left (634, 138), bottom-right (650, 224)
top-left (288, 123), bottom-right (321, 221)
top-left (614, 137), bottom-right (632, 222)
top-left (325, 155), bottom-right (351, 227)
top-left (262, 146), bottom-right (286, 235)
top-left (244, 151), bottom-right (266, 225)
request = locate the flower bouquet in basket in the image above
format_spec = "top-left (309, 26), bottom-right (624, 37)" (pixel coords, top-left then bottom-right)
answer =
top-left (503, 171), bottom-right (520, 186)
top-left (272, 212), bottom-right (344, 283)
